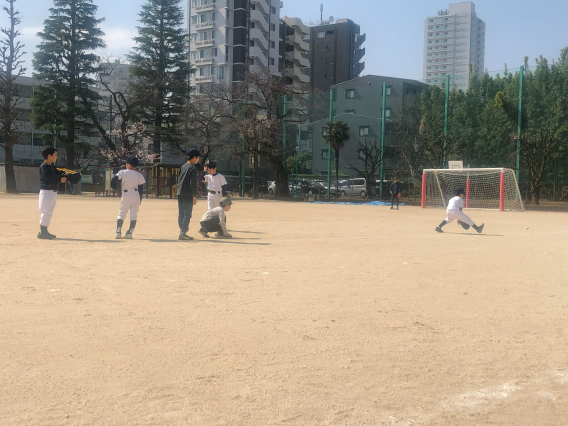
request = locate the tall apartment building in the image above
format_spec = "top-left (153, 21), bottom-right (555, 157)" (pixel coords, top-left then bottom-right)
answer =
top-left (187, 0), bottom-right (282, 88)
top-left (423, 1), bottom-right (485, 91)
top-left (308, 18), bottom-right (365, 92)
top-left (279, 16), bottom-right (310, 85)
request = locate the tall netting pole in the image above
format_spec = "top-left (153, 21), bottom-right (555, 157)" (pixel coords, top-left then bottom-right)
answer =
top-left (421, 173), bottom-right (426, 208)
top-left (465, 173), bottom-right (470, 208)
top-left (499, 171), bottom-right (505, 212)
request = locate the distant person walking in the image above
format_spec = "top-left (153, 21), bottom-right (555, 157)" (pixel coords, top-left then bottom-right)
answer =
top-left (390, 178), bottom-right (401, 210)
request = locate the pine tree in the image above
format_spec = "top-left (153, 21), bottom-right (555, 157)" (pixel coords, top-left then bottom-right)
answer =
top-left (128, 0), bottom-right (191, 161)
top-left (0, 0), bottom-right (26, 193)
top-left (31, 0), bottom-right (105, 168)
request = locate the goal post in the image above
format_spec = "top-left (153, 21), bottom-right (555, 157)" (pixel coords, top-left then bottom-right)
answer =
top-left (421, 168), bottom-right (524, 211)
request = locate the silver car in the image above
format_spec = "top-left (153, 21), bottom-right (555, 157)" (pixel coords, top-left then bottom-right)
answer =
top-left (339, 178), bottom-right (367, 198)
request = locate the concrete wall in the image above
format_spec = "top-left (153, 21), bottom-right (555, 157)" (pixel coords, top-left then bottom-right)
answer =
top-left (0, 164), bottom-right (41, 193)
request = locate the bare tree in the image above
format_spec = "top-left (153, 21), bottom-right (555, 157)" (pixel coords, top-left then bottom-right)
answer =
top-left (184, 83), bottom-right (234, 165)
top-left (0, 0), bottom-right (25, 193)
top-left (347, 138), bottom-right (383, 198)
top-left (226, 67), bottom-right (312, 197)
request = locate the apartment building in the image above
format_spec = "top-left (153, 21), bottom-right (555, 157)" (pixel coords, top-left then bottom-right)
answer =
top-left (187, 0), bottom-right (282, 89)
top-left (307, 75), bottom-right (427, 178)
top-left (423, 1), bottom-right (485, 91)
top-left (279, 16), bottom-right (310, 85)
top-left (307, 18), bottom-right (366, 92)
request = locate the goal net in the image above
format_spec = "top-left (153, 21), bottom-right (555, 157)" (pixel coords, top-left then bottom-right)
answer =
top-left (421, 168), bottom-right (524, 211)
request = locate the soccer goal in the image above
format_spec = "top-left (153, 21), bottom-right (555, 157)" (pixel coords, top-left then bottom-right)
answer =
top-left (421, 168), bottom-right (524, 211)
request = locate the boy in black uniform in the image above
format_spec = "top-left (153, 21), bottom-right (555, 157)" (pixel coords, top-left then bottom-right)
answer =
top-left (176, 148), bottom-right (202, 240)
top-left (38, 146), bottom-right (67, 239)
top-left (390, 178), bottom-right (401, 210)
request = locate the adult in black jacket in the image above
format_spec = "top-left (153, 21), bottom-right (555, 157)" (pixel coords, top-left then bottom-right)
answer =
top-left (177, 148), bottom-right (202, 240)
top-left (390, 178), bottom-right (401, 210)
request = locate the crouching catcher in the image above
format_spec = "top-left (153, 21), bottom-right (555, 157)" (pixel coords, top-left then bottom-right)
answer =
top-left (198, 197), bottom-right (233, 239)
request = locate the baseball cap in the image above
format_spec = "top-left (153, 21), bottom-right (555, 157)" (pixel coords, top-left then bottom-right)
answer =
top-left (455, 188), bottom-right (465, 196)
top-left (186, 148), bottom-right (202, 159)
top-left (205, 160), bottom-right (217, 169)
top-left (125, 155), bottom-right (140, 167)
top-left (219, 197), bottom-right (232, 207)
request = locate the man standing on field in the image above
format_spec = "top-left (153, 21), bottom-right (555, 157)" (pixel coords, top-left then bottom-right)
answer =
top-left (390, 178), bottom-right (401, 210)
top-left (177, 148), bottom-right (202, 240)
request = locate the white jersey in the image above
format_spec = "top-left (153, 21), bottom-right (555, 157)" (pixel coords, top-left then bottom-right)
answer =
top-left (447, 196), bottom-right (464, 212)
top-left (116, 169), bottom-right (145, 191)
top-left (205, 173), bottom-right (227, 193)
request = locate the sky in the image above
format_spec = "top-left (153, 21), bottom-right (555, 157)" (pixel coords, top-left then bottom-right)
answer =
top-left (8, 0), bottom-right (568, 80)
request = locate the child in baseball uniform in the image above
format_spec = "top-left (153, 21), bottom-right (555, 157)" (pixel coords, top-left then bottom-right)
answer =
top-left (435, 188), bottom-right (484, 234)
top-left (37, 146), bottom-right (67, 239)
top-left (203, 161), bottom-right (228, 209)
top-left (198, 197), bottom-right (233, 239)
top-left (111, 155), bottom-right (145, 239)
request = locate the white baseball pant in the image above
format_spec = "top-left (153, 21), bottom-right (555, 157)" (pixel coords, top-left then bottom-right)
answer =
top-left (207, 192), bottom-right (222, 209)
top-left (445, 210), bottom-right (474, 226)
top-left (39, 190), bottom-right (58, 227)
top-left (117, 191), bottom-right (141, 221)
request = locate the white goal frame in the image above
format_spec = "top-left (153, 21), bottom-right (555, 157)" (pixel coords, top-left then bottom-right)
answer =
top-left (421, 168), bottom-right (524, 212)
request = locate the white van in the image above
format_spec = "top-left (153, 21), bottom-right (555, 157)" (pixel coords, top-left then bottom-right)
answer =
top-left (339, 178), bottom-right (367, 197)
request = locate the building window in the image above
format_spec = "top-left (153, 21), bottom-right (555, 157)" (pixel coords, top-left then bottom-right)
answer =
top-left (271, 24), bottom-right (276, 31)
top-left (211, 30), bottom-right (217, 39)
top-left (345, 109), bottom-right (354, 114)
top-left (321, 150), bottom-right (328, 159)
top-left (317, 31), bottom-right (325, 38)
top-left (191, 16), bottom-right (197, 25)
top-left (271, 41), bottom-right (275, 48)
top-left (190, 50), bottom-right (197, 60)
top-left (359, 126), bottom-right (369, 136)
top-left (386, 86), bottom-right (391, 96)
top-left (250, 22), bottom-right (255, 28)
top-left (271, 6), bottom-right (276, 13)
top-left (211, 12), bottom-right (216, 21)
top-left (385, 109), bottom-right (390, 118)
top-left (326, 30), bottom-right (334, 35)
top-left (345, 89), bottom-right (355, 99)
top-left (269, 58), bottom-right (275, 66)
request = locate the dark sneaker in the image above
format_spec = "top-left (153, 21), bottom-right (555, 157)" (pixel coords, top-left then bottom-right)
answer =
top-left (179, 233), bottom-right (193, 241)
top-left (198, 228), bottom-right (209, 238)
top-left (435, 226), bottom-right (443, 233)
top-left (37, 231), bottom-right (56, 240)
top-left (475, 223), bottom-right (484, 234)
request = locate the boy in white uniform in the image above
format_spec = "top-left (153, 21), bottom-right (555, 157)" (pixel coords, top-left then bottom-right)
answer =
top-left (203, 161), bottom-right (228, 209)
top-left (111, 155), bottom-right (146, 239)
top-left (435, 188), bottom-right (484, 233)
top-left (198, 197), bottom-right (233, 239)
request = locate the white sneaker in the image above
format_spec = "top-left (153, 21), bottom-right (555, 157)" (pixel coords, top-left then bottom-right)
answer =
top-left (123, 232), bottom-right (133, 239)
top-left (115, 232), bottom-right (122, 239)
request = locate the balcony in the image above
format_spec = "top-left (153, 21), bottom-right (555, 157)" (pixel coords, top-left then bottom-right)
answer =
top-left (250, 9), bottom-right (268, 33)
top-left (194, 75), bottom-right (216, 82)
top-left (293, 66), bottom-right (309, 83)
top-left (284, 16), bottom-right (309, 35)
top-left (287, 33), bottom-right (308, 51)
top-left (195, 3), bottom-right (216, 11)
top-left (355, 33), bottom-right (366, 47)
top-left (289, 52), bottom-right (309, 68)
top-left (194, 57), bottom-right (215, 64)
top-left (196, 21), bottom-right (216, 29)
top-left (250, 27), bottom-right (268, 51)
top-left (251, 0), bottom-right (269, 15)
top-left (355, 47), bottom-right (365, 62)
top-left (249, 46), bottom-right (268, 67)
top-left (195, 39), bottom-right (216, 46)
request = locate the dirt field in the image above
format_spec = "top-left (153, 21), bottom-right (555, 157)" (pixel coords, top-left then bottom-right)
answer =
top-left (0, 194), bottom-right (566, 426)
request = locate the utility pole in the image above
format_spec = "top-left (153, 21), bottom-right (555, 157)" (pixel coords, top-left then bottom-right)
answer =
top-left (379, 82), bottom-right (387, 199)
top-left (295, 123), bottom-right (300, 197)
top-left (443, 74), bottom-right (450, 168)
top-left (327, 88), bottom-right (333, 199)
top-left (282, 95), bottom-right (287, 164)
top-left (516, 66), bottom-right (524, 184)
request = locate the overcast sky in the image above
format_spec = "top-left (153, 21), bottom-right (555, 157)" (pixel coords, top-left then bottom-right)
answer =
top-left (9, 0), bottom-right (568, 80)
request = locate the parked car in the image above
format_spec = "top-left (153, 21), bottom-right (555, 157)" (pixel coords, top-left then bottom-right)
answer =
top-left (299, 180), bottom-right (326, 195)
top-left (339, 178), bottom-right (368, 198)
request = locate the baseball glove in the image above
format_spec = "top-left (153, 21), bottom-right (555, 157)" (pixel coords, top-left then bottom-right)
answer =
top-left (57, 168), bottom-right (82, 184)
top-left (457, 220), bottom-right (471, 230)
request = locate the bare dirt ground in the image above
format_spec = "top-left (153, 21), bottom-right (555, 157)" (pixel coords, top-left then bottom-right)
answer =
top-left (0, 194), bottom-right (566, 426)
